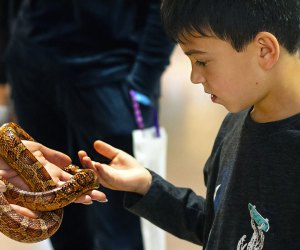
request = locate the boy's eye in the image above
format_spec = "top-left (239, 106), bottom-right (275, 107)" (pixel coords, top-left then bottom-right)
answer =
top-left (195, 60), bottom-right (207, 67)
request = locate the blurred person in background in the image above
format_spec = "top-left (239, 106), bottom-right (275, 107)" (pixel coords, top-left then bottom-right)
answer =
top-left (0, 0), bottom-right (20, 124)
top-left (0, 0), bottom-right (174, 249)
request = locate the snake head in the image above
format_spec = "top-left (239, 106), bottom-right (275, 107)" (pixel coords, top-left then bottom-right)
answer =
top-left (73, 169), bottom-right (100, 191)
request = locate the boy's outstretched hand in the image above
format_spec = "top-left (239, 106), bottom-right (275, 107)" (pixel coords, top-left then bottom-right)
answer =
top-left (79, 140), bottom-right (152, 196)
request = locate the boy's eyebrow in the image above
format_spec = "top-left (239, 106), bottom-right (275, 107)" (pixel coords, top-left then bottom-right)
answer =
top-left (184, 49), bottom-right (206, 56)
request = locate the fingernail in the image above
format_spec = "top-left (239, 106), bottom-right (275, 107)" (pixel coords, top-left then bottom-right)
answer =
top-left (98, 199), bottom-right (108, 203)
top-left (83, 201), bottom-right (93, 205)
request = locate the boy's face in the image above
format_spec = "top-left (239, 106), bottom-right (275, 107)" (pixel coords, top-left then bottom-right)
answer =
top-left (179, 33), bottom-right (268, 113)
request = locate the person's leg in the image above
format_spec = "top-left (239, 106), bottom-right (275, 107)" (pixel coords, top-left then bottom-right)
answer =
top-left (7, 39), bottom-right (149, 249)
top-left (6, 43), bottom-right (96, 250)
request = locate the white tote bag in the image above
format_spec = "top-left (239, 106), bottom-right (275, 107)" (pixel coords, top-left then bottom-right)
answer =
top-left (133, 126), bottom-right (167, 250)
top-left (130, 89), bottom-right (167, 250)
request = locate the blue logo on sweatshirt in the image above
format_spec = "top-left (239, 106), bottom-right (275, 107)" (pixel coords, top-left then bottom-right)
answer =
top-left (248, 203), bottom-right (270, 232)
top-left (237, 203), bottom-right (270, 249)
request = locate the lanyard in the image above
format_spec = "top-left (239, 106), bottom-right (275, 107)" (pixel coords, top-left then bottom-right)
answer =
top-left (130, 89), bottom-right (160, 137)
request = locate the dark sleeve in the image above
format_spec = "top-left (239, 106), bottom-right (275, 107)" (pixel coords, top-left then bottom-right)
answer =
top-left (127, 0), bottom-right (175, 99)
top-left (124, 171), bottom-right (205, 245)
top-left (0, 0), bottom-right (9, 83)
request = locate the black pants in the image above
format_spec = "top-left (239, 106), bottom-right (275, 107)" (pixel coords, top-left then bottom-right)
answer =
top-left (6, 39), bottom-right (156, 250)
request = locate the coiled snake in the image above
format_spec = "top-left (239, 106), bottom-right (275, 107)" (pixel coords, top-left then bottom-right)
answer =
top-left (0, 122), bottom-right (99, 243)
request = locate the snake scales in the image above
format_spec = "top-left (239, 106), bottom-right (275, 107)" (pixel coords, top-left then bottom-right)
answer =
top-left (0, 122), bottom-right (99, 243)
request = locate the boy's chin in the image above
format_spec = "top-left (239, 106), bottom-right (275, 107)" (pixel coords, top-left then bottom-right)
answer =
top-left (225, 105), bottom-right (251, 113)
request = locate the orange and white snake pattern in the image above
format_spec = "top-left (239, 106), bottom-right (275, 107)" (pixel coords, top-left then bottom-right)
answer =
top-left (0, 122), bottom-right (99, 243)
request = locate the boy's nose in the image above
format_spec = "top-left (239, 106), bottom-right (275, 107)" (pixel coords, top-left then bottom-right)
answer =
top-left (190, 69), bottom-right (205, 84)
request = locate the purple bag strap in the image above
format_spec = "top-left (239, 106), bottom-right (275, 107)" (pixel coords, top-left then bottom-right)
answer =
top-left (130, 89), bottom-right (160, 137)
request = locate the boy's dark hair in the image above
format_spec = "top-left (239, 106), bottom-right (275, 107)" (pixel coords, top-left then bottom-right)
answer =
top-left (161, 0), bottom-right (300, 53)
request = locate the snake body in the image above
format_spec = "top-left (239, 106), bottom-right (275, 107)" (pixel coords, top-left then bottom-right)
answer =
top-left (0, 122), bottom-right (99, 243)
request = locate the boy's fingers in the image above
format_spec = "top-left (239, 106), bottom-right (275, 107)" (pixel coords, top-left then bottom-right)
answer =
top-left (94, 162), bottom-right (118, 190)
top-left (94, 140), bottom-right (120, 160)
top-left (78, 150), bottom-right (87, 160)
top-left (80, 156), bottom-right (96, 171)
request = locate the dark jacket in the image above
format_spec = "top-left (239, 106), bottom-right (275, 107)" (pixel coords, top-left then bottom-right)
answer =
top-left (0, 0), bottom-right (174, 97)
top-left (0, 0), bottom-right (22, 83)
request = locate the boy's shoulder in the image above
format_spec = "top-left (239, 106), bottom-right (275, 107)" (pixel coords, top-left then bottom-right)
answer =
top-left (222, 109), bottom-right (300, 131)
top-left (210, 109), bottom-right (249, 151)
top-left (218, 109), bottom-right (249, 135)
top-left (223, 110), bottom-right (249, 125)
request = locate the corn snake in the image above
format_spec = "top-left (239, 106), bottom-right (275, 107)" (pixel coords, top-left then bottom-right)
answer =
top-left (0, 122), bottom-right (99, 243)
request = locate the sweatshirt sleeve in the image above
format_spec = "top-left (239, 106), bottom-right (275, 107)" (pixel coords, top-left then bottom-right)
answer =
top-left (124, 171), bottom-right (206, 245)
top-left (127, 0), bottom-right (175, 100)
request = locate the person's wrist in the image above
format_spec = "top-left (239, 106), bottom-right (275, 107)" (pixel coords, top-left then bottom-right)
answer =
top-left (137, 169), bottom-right (152, 195)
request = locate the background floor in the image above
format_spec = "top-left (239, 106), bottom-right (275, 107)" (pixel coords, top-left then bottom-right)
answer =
top-left (0, 46), bottom-right (228, 250)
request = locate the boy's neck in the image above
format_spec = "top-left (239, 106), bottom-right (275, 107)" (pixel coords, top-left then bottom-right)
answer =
top-left (251, 52), bottom-right (300, 123)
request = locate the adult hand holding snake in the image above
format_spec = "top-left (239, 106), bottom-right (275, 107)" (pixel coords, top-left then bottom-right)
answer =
top-left (0, 140), bottom-right (107, 218)
top-left (0, 122), bottom-right (108, 242)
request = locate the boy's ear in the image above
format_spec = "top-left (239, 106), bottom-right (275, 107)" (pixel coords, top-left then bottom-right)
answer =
top-left (254, 32), bottom-right (280, 70)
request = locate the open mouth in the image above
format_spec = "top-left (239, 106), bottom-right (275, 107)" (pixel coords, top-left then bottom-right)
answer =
top-left (211, 94), bottom-right (217, 102)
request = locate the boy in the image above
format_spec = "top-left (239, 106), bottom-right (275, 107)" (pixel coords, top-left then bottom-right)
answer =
top-left (80, 0), bottom-right (300, 249)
